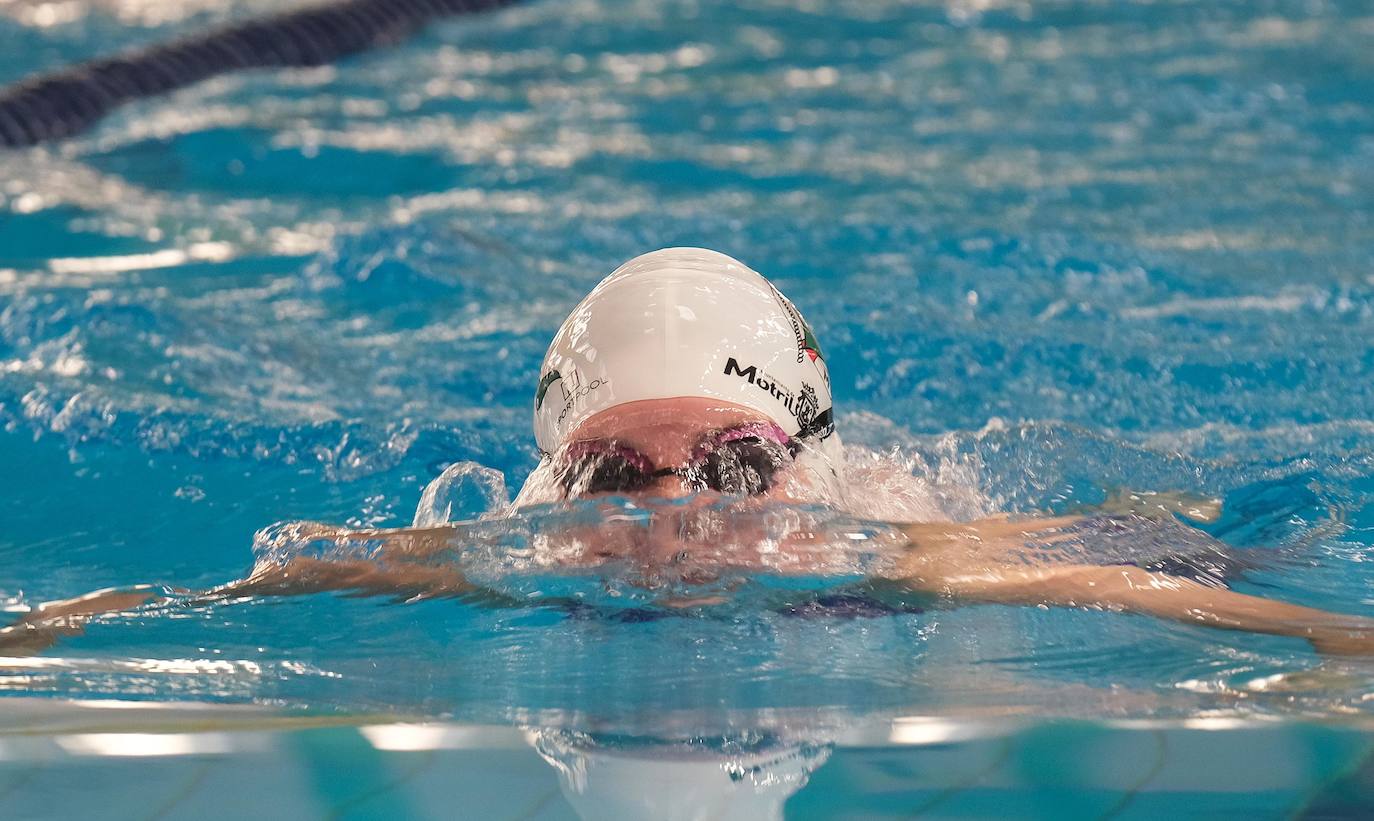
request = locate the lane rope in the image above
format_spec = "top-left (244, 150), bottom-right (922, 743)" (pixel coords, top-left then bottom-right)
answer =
top-left (0, 0), bottom-right (524, 147)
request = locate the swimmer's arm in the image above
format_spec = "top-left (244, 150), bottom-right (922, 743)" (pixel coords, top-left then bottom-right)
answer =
top-left (930, 562), bottom-right (1374, 656)
top-left (0, 551), bottom-right (476, 654)
top-left (211, 555), bottom-right (474, 600)
top-left (895, 521), bottom-right (1374, 656)
top-left (212, 521), bottom-right (479, 599)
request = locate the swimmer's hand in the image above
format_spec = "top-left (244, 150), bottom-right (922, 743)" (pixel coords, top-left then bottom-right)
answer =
top-left (0, 586), bottom-right (166, 654)
top-left (1303, 627), bottom-right (1374, 657)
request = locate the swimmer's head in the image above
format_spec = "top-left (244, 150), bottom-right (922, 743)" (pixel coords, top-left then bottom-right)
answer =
top-left (517, 248), bottom-right (843, 507)
top-left (534, 247), bottom-right (835, 455)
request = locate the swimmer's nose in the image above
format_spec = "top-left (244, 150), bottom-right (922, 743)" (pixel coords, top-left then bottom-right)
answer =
top-left (644, 491), bottom-right (720, 560)
top-left (645, 473), bottom-right (701, 500)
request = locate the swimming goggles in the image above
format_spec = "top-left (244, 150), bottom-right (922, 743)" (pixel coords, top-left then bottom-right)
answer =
top-left (556, 422), bottom-right (799, 497)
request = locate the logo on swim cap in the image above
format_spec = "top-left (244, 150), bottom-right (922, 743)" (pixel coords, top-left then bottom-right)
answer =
top-left (548, 369), bottom-right (611, 427)
top-left (535, 370), bottom-right (560, 411)
top-left (795, 382), bottom-right (819, 432)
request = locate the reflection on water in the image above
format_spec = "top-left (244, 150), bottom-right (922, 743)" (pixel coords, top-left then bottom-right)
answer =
top-left (2, 700), bottom-right (1374, 820)
top-left (532, 728), bottom-right (829, 821)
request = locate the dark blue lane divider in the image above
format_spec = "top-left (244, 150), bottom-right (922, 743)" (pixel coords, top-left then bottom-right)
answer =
top-left (0, 0), bottom-right (524, 147)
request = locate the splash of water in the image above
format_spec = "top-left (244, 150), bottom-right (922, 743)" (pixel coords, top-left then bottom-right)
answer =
top-left (412, 460), bottom-right (509, 527)
top-left (254, 495), bottom-right (911, 609)
top-left (248, 429), bottom-right (1261, 611)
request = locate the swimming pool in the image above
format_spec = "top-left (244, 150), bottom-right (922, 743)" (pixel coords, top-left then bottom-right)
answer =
top-left (2, 0), bottom-right (1373, 817)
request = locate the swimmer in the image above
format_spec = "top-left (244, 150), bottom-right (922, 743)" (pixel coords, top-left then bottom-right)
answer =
top-left (5, 248), bottom-right (1374, 655)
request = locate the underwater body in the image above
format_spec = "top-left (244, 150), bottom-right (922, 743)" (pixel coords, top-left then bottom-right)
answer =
top-left (2, 0), bottom-right (1374, 817)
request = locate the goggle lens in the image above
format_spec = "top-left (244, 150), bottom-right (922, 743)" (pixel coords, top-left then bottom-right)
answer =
top-left (556, 425), bottom-right (796, 498)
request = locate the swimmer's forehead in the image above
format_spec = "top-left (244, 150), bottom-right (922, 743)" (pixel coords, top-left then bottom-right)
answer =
top-left (567, 397), bottom-right (769, 443)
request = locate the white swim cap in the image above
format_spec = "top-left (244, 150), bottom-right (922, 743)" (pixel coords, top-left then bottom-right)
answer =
top-left (534, 248), bottom-right (835, 453)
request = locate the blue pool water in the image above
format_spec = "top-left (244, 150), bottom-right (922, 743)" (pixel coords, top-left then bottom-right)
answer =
top-left (2, 0), bottom-right (1374, 817)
